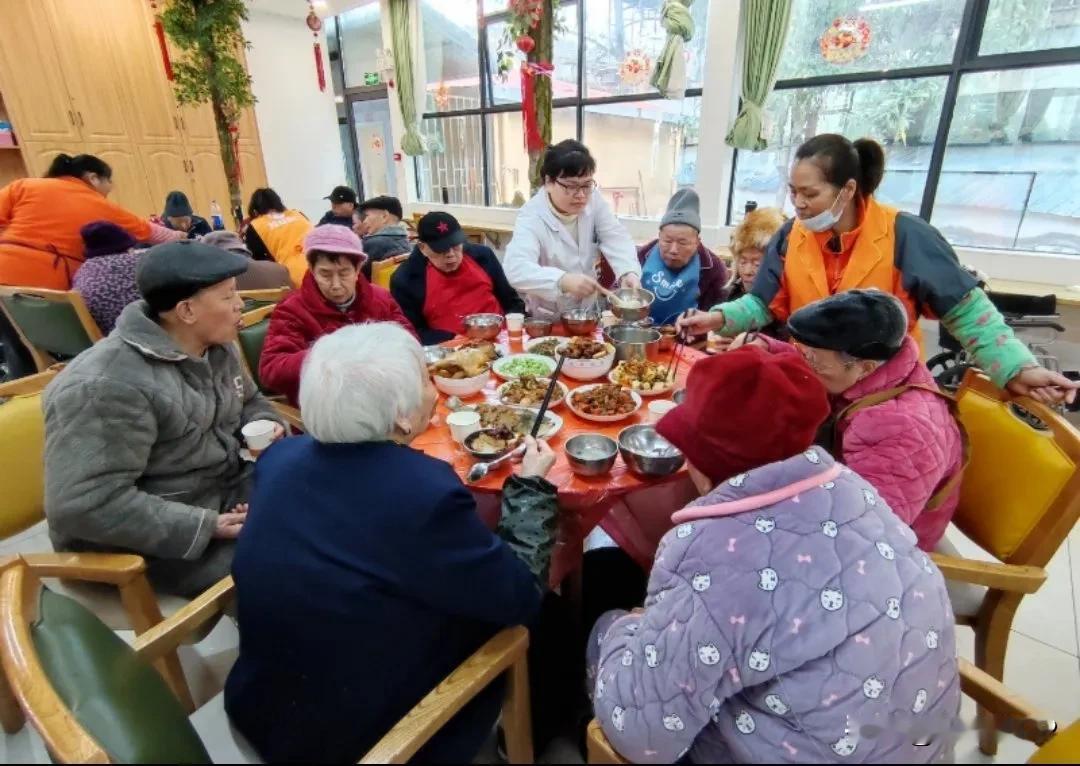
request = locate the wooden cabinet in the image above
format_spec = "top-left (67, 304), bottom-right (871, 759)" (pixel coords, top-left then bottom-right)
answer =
top-left (138, 144), bottom-right (192, 216)
top-left (46, 0), bottom-right (133, 144)
top-left (237, 105), bottom-right (261, 146)
top-left (18, 141), bottom-right (75, 178)
top-left (179, 103), bottom-right (221, 147)
top-left (187, 145), bottom-right (232, 219)
top-left (238, 145), bottom-right (269, 203)
top-left (109, 0), bottom-right (183, 145)
top-left (84, 142), bottom-right (153, 217)
top-left (0, 0), bottom-right (80, 143)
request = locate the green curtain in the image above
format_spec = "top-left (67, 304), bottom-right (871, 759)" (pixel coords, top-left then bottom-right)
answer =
top-left (651, 0), bottom-right (694, 98)
top-left (389, 0), bottom-right (425, 156)
top-left (725, 0), bottom-right (794, 151)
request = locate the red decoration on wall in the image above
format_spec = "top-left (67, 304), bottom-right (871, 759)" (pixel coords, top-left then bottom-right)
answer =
top-left (148, 1), bottom-right (174, 81)
top-left (307, 3), bottom-right (326, 91)
top-left (314, 42), bottom-right (326, 91)
top-left (520, 60), bottom-right (553, 153)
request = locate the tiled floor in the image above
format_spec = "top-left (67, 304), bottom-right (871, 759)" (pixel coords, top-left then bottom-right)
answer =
top-left (2, 522), bottom-right (1078, 763)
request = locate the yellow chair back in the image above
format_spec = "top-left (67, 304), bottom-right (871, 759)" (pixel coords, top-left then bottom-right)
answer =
top-left (371, 259), bottom-right (402, 290)
top-left (952, 372), bottom-right (1080, 563)
top-left (1028, 718), bottom-right (1080, 763)
top-left (0, 393), bottom-right (47, 539)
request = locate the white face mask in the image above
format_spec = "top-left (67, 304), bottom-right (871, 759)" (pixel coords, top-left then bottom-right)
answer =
top-left (801, 189), bottom-right (849, 233)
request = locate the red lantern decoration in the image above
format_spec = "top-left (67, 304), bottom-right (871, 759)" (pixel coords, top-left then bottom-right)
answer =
top-left (148, 0), bottom-right (174, 81)
top-left (516, 34), bottom-right (535, 54)
top-left (306, 4), bottom-right (326, 91)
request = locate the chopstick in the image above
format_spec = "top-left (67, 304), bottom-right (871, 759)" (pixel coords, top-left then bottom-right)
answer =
top-left (531, 353), bottom-right (568, 438)
top-left (664, 329), bottom-right (688, 385)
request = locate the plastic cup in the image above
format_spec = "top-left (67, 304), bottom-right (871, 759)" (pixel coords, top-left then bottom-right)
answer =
top-left (446, 411), bottom-right (481, 443)
top-left (242, 419), bottom-right (277, 456)
top-left (506, 313), bottom-right (525, 334)
top-left (647, 400), bottom-right (678, 423)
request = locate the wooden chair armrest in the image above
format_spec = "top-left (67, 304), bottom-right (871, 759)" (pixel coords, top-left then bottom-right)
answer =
top-left (19, 553), bottom-right (148, 586)
top-left (587, 719), bottom-right (629, 765)
top-left (0, 366), bottom-right (63, 399)
top-left (272, 401), bottom-right (304, 432)
top-left (929, 553), bottom-right (1047, 594)
top-left (959, 658), bottom-right (1058, 746)
top-left (359, 626), bottom-right (529, 765)
top-left (133, 576), bottom-right (235, 663)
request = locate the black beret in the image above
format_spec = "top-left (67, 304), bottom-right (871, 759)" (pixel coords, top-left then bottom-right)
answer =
top-left (787, 289), bottom-right (908, 361)
top-left (136, 240), bottom-right (249, 312)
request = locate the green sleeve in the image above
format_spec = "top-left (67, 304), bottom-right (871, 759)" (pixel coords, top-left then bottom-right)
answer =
top-left (710, 294), bottom-right (776, 337)
top-left (496, 475), bottom-right (559, 584)
top-left (941, 288), bottom-right (1036, 389)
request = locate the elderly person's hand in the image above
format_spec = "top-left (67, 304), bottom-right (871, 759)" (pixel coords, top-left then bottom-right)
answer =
top-left (1007, 366), bottom-right (1079, 405)
top-left (619, 273), bottom-right (642, 290)
top-left (214, 507), bottom-right (247, 539)
top-left (727, 332), bottom-right (769, 352)
top-left (518, 436), bottom-right (556, 479)
top-left (676, 308), bottom-right (725, 337)
top-left (558, 273), bottom-right (602, 300)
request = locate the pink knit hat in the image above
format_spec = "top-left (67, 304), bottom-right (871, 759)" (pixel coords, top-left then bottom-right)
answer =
top-left (303, 225), bottom-right (367, 268)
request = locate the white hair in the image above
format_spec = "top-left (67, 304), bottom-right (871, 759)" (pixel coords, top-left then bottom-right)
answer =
top-left (298, 323), bottom-right (426, 444)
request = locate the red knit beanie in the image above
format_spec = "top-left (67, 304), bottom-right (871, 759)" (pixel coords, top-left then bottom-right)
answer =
top-left (657, 347), bottom-right (831, 483)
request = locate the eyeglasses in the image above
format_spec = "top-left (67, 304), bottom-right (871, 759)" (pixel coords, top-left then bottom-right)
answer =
top-left (554, 178), bottom-right (597, 197)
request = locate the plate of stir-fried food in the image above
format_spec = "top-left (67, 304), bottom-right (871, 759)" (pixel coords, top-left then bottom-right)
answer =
top-left (524, 336), bottom-right (568, 359)
top-left (567, 383), bottom-right (642, 423)
top-left (474, 403), bottom-right (563, 438)
top-left (608, 359), bottom-right (677, 395)
top-left (497, 376), bottom-right (568, 408)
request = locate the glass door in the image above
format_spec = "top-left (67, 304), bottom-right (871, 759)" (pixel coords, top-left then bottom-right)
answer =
top-left (350, 95), bottom-right (396, 199)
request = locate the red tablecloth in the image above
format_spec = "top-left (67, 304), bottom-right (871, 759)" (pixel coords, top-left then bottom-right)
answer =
top-left (412, 331), bottom-right (705, 585)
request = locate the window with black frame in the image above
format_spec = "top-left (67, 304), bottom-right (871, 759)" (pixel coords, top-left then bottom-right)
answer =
top-left (413, 0), bottom-right (710, 218)
top-left (728, 0), bottom-right (1080, 256)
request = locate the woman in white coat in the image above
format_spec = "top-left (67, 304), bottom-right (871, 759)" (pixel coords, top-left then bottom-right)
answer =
top-left (503, 140), bottom-right (641, 318)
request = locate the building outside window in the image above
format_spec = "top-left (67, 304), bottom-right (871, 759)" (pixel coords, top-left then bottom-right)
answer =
top-left (413, 0), bottom-right (710, 216)
top-left (729, 0), bottom-right (1080, 256)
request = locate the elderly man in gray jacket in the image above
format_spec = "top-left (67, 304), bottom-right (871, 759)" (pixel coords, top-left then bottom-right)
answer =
top-left (43, 241), bottom-right (284, 597)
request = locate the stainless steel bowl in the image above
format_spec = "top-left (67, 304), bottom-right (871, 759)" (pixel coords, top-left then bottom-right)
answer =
top-left (561, 309), bottom-right (600, 336)
top-left (565, 434), bottom-right (618, 476)
top-left (463, 313), bottom-right (504, 340)
top-left (672, 388), bottom-right (686, 405)
top-left (464, 428), bottom-right (521, 460)
top-left (523, 318), bottom-right (553, 338)
top-left (618, 424), bottom-right (685, 477)
top-left (604, 325), bottom-right (662, 362)
top-left (608, 287), bottom-right (655, 322)
top-left (658, 325), bottom-right (678, 352)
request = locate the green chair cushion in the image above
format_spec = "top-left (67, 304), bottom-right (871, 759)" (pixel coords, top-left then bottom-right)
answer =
top-left (238, 318), bottom-right (270, 393)
top-left (0, 293), bottom-right (94, 359)
top-left (31, 587), bottom-right (211, 764)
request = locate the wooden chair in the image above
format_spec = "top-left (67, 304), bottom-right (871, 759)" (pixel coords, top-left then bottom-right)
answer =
top-left (0, 557), bottom-right (534, 764)
top-left (237, 287), bottom-right (290, 305)
top-left (585, 658), bottom-right (1074, 764)
top-left (931, 369), bottom-right (1080, 754)
top-left (0, 287), bottom-right (103, 372)
top-left (371, 258), bottom-right (402, 290)
top-left (237, 304), bottom-right (277, 395)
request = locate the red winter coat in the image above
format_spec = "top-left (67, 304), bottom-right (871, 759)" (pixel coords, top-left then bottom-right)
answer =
top-left (762, 335), bottom-right (962, 550)
top-left (260, 271), bottom-right (417, 405)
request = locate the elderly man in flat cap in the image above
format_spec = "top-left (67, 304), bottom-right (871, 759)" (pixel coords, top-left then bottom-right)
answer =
top-left (735, 289), bottom-right (964, 551)
top-left (43, 240), bottom-right (284, 596)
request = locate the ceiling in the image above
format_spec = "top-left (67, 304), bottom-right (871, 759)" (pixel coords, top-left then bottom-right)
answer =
top-left (247, 0), bottom-right (378, 20)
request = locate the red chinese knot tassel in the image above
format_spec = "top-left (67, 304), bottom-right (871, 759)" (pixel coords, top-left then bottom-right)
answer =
top-left (520, 61), bottom-right (553, 153)
top-left (314, 42), bottom-right (326, 91)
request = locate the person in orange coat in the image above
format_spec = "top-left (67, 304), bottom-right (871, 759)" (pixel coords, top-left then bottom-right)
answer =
top-left (0, 153), bottom-right (182, 377)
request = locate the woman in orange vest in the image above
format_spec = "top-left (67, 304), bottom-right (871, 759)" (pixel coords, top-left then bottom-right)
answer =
top-left (244, 188), bottom-right (313, 288)
top-left (0, 153), bottom-right (182, 290)
top-left (680, 134), bottom-right (1077, 405)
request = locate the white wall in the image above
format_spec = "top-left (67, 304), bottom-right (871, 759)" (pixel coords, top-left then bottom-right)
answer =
top-left (243, 9), bottom-right (345, 221)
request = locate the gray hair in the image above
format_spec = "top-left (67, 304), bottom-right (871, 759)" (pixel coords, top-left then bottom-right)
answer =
top-left (298, 323), bottom-right (426, 444)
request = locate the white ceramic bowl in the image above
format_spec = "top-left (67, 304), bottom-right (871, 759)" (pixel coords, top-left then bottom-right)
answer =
top-left (561, 343), bottom-right (617, 381)
top-left (524, 336), bottom-right (569, 358)
top-left (492, 353), bottom-right (558, 380)
top-left (432, 367), bottom-right (491, 397)
top-left (607, 361), bottom-right (677, 396)
top-left (566, 383), bottom-right (643, 423)
top-left (496, 377), bottom-right (569, 409)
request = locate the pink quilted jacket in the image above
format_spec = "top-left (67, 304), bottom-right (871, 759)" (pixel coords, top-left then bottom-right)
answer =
top-left (762, 336), bottom-right (963, 550)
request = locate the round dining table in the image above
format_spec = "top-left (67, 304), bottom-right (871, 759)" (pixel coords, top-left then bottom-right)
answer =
top-left (412, 329), bottom-right (706, 588)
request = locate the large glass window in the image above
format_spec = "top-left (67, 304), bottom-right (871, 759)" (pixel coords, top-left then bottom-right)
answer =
top-left (729, 0), bottom-right (1080, 256)
top-left (338, 1), bottom-right (385, 88)
top-left (414, 0), bottom-right (710, 211)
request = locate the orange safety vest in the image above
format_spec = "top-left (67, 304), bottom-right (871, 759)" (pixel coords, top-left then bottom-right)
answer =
top-left (775, 197), bottom-right (924, 348)
top-left (249, 210), bottom-right (313, 288)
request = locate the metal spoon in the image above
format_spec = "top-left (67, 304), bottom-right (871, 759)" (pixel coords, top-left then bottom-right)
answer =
top-left (467, 443), bottom-right (527, 484)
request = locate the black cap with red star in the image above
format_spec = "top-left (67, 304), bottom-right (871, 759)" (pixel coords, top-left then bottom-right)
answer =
top-left (417, 211), bottom-right (467, 253)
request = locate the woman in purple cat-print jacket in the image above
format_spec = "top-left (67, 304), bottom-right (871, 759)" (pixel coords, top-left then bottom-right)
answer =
top-left (588, 348), bottom-right (960, 764)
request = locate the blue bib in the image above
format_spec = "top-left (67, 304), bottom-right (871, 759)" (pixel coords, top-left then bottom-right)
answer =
top-left (642, 245), bottom-right (700, 325)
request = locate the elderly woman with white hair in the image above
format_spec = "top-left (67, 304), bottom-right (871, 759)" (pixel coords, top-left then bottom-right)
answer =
top-left (224, 322), bottom-right (559, 763)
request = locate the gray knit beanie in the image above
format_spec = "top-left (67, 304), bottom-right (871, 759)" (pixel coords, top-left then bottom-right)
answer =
top-left (660, 188), bottom-right (701, 232)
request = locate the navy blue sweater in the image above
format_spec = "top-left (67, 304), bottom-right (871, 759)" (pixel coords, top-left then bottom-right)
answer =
top-left (225, 437), bottom-right (542, 762)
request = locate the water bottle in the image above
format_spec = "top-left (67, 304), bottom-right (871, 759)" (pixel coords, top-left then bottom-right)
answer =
top-left (210, 200), bottom-right (225, 231)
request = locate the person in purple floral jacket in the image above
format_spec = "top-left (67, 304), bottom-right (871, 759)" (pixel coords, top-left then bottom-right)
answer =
top-left (72, 221), bottom-right (146, 334)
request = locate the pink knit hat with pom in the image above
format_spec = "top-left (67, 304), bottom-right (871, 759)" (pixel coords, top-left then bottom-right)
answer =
top-left (304, 225), bottom-right (367, 268)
